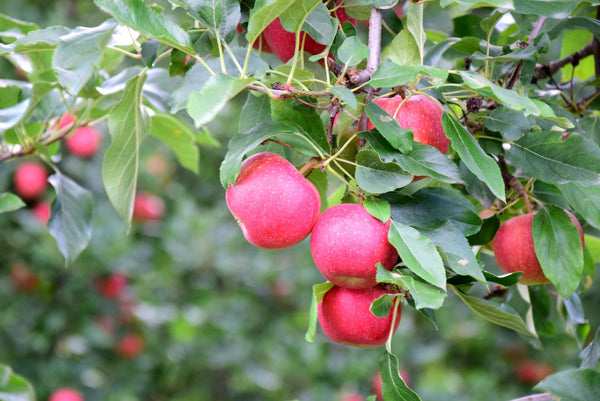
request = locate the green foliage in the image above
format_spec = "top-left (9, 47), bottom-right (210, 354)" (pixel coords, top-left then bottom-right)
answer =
top-left (2, 0), bottom-right (600, 400)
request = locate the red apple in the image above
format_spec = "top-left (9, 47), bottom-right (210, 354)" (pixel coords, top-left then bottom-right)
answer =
top-left (367, 95), bottom-right (450, 154)
top-left (516, 360), bottom-right (554, 385)
top-left (132, 192), bottom-right (165, 222)
top-left (48, 388), bottom-right (84, 401)
top-left (66, 126), bottom-right (101, 158)
top-left (97, 273), bottom-right (127, 299)
top-left (262, 18), bottom-right (327, 63)
top-left (115, 333), bottom-right (144, 359)
top-left (13, 161), bottom-right (48, 201)
top-left (32, 201), bottom-right (51, 225)
top-left (372, 369), bottom-right (411, 400)
top-left (56, 113), bottom-right (75, 130)
top-left (310, 203), bottom-right (397, 289)
top-left (332, 1), bottom-right (357, 26)
top-left (318, 285), bottom-right (401, 348)
top-left (492, 211), bottom-right (584, 285)
top-left (10, 263), bottom-right (39, 292)
top-left (225, 152), bottom-right (321, 249)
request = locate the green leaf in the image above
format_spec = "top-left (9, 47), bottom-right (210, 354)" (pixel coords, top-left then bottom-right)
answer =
top-left (338, 36), bottom-right (369, 65)
top-left (270, 97), bottom-right (329, 152)
top-left (376, 265), bottom-right (446, 310)
top-left (483, 271), bottom-right (523, 286)
top-left (439, 0), bottom-right (512, 10)
top-left (13, 26), bottom-right (70, 53)
top-left (356, 149), bottom-right (413, 194)
top-left (379, 351), bottom-right (422, 401)
top-left (95, 0), bottom-right (194, 53)
top-left (0, 193), bottom-right (26, 213)
top-left (52, 20), bottom-right (117, 96)
top-left (442, 113), bottom-right (505, 201)
top-left (483, 106), bottom-right (533, 141)
top-left (365, 101), bottom-right (414, 153)
top-left (48, 173), bottom-right (93, 265)
top-left (420, 222), bottom-right (486, 283)
top-left (0, 13), bottom-right (38, 37)
top-left (305, 282), bottom-right (334, 342)
top-left (186, 0), bottom-right (241, 43)
top-left (561, 183), bottom-right (600, 230)
top-left (388, 221), bottom-right (446, 289)
top-left (514, 0), bottom-right (584, 18)
top-left (387, 29), bottom-right (420, 66)
top-left (102, 73), bottom-right (148, 228)
top-left (0, 99), bottom-right (31, 133)
top-left (370, 293), bottom-right (400, 318)
top-left (239, 93), bottom-right (271, 133)
top-left (580, 327), bottom-right (600, 370)
top-left (247, 0), bottom-right (320, 44)
top-left (329, 86), bottom-right (357, 110)
top-left (508, 131), bottom-right (600, 186)
top-left (535, 369), bottom-right (600, 401)
top-left (371, 60), bottom-right (448, 88)
top-left (450, 285), bottom-right (536, 337)
top-left (187, 73), bottom-right (253, 128)
top-left (300, 2), bottom-right (336, 46)
top-left (364, 198), bottom-right (391, 223)
top-left (0, 364), bottom-right (35, 401)
top-left (405, 1), bottom-right (425, 65)
top-left (150, 112), bottom-right (199, 174)
top-left (532, 206), bottom-right (584, 299)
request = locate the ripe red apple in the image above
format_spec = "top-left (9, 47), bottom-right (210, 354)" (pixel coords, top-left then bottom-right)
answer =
top-left (115, 333), bottom-right (144, 359)
top-left (318, 285), bottom-right (401, 348)
top-left (13, 161), bottom-right (48, 201)
top-left (492, 211), bottom-right (584, 284)
top-left (32, 201), bottom-right (51, 225)
top-left (225, 152), bottom-right (321, 249)
top-left (331, 0), bottom-right (357, 26)
top-left (262, 18), bottom-right (327, 62)
top-left (310, 203), bottom-right (397, 289)
top-left (56, 113), bottom-right (75, 130)
top-left (132, 192), bottom-right (165, 222)
top-left (367, 95), bottom-right (450, 154)
top-left (48, 388), bottom-right (84, 401)
top-left (66, 126), bottom-right (101, 158)
top-left (10, 263), bottom-right (39, 292)
top-left (97, 273), bottom-right (127, 299)
top-left (516, 360), bottom-right (553, 385)
top-left (237, 23), bottom-right (272, 53)
top-left (340, 391), bottom-right (364, 401)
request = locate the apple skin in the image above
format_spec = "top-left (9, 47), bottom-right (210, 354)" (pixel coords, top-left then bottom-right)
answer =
top-left (13, 162), bottom-right (48, 201)
top-left (516, 360), bottom-right (553, 385)
top-left (367, 95), bottom-right (450, 155)
top-left (132, 192), bottom-right (165, 222)
top-left (492, 211), bottom-right (584, 285)
top-left (225, 152), bottom-right (321, 249)
top-left (115, 333), bottom-right (144, 359)
top-left (48, 388), bottom-right (84, 401)
top-left (97, 273), bottom-right (128, 299)
top-left (66, 126), bottom-right (101, 158)
top-left (262, 18), bottom-right (327, 63)
top-left (310, 203), bottom-right (397, 289)
top-left (32, 201), bottom-right (51, 225)
top-left (318, 285), bottom-right (401, 348)
top-left (236, 23), bottom-right (273, 53)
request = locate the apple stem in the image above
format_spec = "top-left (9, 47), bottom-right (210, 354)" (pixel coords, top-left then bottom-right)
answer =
top-left (385, 296), bottom-right (401, 353)
top-left (498, 155), bottom-right (532, 213)
top-left (298, 158), bottom-right (322, 176)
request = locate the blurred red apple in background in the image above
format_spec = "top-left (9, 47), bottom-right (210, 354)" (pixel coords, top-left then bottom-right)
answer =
top-left (310, 203), bottom-right (397, 289)
top-left (48, 387), bottom-right (84, 401)
top-left (516, 360), bottom-right (553, 385)
top-left (66, 126), bottom-right (101, 158)
top-left (318, 285), bottom-right (401, 348)
top-left (32, 201), bottom-right (51, 225)
top-left (225, 152), bottom-right (321, 249)
top-left (10, 263), bottom-right (39, 293)
top-left (115, 333), bottom-right (144, 359)
top-left (97, 273), bottom-right (128, 299)
top-left (13, 161), bottom-right (48, 201)
top-left (133, 192), bottom-right (165, 222)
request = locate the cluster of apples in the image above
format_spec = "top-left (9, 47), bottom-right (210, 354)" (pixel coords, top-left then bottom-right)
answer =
top-left (225, 152), bottom-right (401, 348)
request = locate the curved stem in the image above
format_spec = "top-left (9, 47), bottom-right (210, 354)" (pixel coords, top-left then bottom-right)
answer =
top-left (385, 297), bottom-right (401, 353)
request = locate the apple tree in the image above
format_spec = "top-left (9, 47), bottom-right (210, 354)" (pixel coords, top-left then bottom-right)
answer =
top-left (1, 0), bottom-right (600, 400)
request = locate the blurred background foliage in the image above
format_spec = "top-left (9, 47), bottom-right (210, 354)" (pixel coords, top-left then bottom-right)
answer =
top-left (1, 1), bottom-right (599, 401)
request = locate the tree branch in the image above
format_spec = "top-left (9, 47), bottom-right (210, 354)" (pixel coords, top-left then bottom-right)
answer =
top-left (533, 42), bottom-right (594, 81)
top-left (506, 16), bottom-right (547, 89)
top-left (0, 122), bottom-right (76, 163)
top-left (498, 155), bottom-right (532, 213)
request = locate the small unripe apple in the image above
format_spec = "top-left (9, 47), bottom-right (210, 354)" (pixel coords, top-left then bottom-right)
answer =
top-left (32, 201), bottom-right (51, 225)
top-left (516, 360), bottom-right (553, 385)
top-left (492, 211), bottom-right (584, 284)
top-left (367, 95), bottom-right (450, 155)
top-left (310, 203), bottom-right (397, 289)
top-left (10, 263), bottom-right (40, 292)
top-left (115, 333), bottom-right (144, 359)
top-left (132, 192), bottom-right (165, 222)
top-left (96, 273), bottom-right (127, 299)
top-left (48, 388), bottom-right (84, 401)
top-left (318, 285), bottom-right (401, 348)
top-left (66, 126), bottom-right (101, 158)
top-left (13, 162), bottom-right (48, 201)
top-left (226, 152), bottom-right (321, 249)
